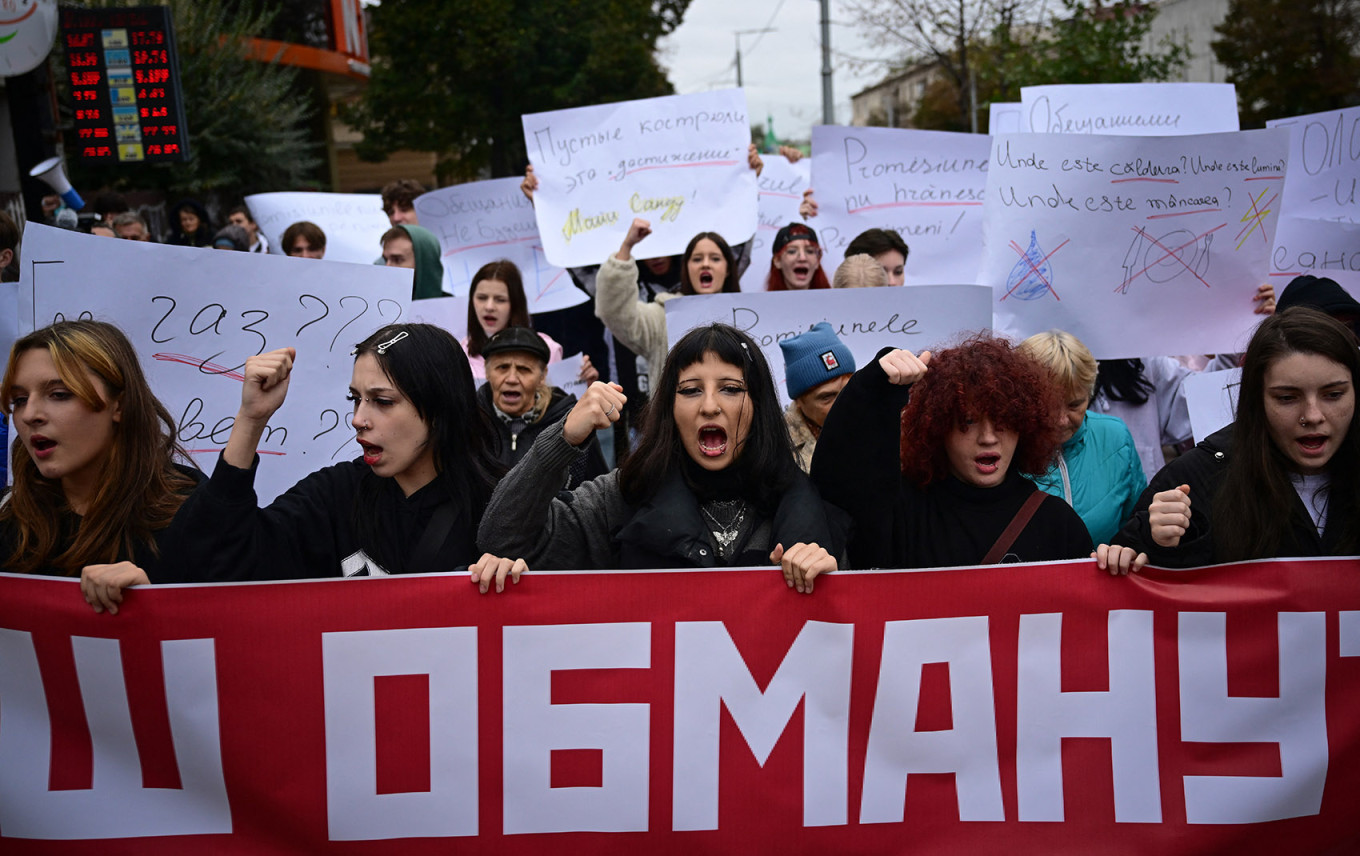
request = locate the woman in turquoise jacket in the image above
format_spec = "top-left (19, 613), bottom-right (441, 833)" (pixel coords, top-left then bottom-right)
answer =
top-left (1019, 330), bottom-right (1146, 545)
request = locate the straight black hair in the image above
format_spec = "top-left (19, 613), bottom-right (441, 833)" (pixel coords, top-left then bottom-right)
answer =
top-left (1095, 358), bottom-right (1154, 405)
top-left (351, 323), bottom-right (505, 567)
top-left (618, 323), bottom-right (794, 510)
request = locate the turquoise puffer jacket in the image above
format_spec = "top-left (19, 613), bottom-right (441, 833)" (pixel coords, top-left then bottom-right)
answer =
top-left (1028, 411), bottom-right (1146, 545)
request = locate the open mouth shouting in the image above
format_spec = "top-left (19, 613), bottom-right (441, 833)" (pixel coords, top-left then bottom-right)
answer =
top-left (698, 424), bottom-right (729, 457)
top-left (974, 452), bottom-right (1001, 475)
top-left (698, 269), bottom-right (715, 290)
top-left (28, 434), bottom-right (57, 460)
top-left (1296, 433), bottom-right (1330, 460)
top-left (357, 438), bottom-right (383, 467)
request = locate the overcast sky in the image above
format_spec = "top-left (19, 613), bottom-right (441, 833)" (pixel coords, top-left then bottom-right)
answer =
top-left (656, 0), bottom-right (896, 141)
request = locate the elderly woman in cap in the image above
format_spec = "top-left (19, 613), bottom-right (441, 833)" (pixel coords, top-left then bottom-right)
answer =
top-left (779, 322), bottom-right (856, 472)
top-left (476, 326), bottom-right (607, 490)
top-left (766, 222), bottom-right (830, 291)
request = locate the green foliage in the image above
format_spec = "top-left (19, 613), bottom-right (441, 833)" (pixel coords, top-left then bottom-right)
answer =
top-left (859, 0), bottom-right (1188, 132)
top-left (344, 0), bottom-right (690, 182)
top-left (1214, 0), bottom-right (1360, 127)
top-left (1003, 0), bottom-right (1188, 94)
top-left (62, 0), bottom-right (322, 197)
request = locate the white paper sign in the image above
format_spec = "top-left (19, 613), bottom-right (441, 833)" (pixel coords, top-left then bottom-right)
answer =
top-left (0, 282), bottom-right (17, 370)
top-left (1184, 367), bottom-right (1241, 443)
top-left (664, 286), bottom-right (993, 405)
top-left (413, 178), bottom-right (588, 313)
top-left (1266, 106), bottom-right (1360, 223)
top-left (982, 129), bottom-right (1289, 358)
top-left (741, 155), bottom-right (812, 292)
top-left (1269, 217), bottom-right (1360, 282)
top-left (245, 192), bottom-right (390, 265)
top-left (1020, 83), bottom-right (1240, 136)
top-left (17, 225), bottom-right (413, 503)
top-left (810, 126), bottom-right (989, 285)
top-left (405, 295), bottom-right (469, 341)
top-left (989, 102), bottom-right (1028, 134)
top-left (522, 89), bottom-right (758, 268)
top-left (546, 354), bottom-right (587, 401)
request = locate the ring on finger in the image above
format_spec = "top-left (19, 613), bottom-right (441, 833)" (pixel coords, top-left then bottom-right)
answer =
top-left (604, 404), bottom-right (616, 417)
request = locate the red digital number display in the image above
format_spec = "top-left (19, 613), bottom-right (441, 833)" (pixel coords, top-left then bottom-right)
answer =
top-left (63, 7), bottom-right (188, 163)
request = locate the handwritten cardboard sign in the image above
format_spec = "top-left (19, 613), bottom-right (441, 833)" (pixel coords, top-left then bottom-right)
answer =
top-left (741, 155), bottom-right (812, 292)
top-left (17, 224), bottom-right (413, 503)
top-left (1267, 106), bottom-right (1360, 224)
top-left (522, 88), bottom-right (758, 268)
top-left (981, 129), bottom-right (1289, 358)
top-left (414, 178), bottom-right (587, 313)
top-left (664, 285), bottom-right (992, 405)
top-left (245, 192), bottom-right (391, 265)
top-left (1019, 83), bottom-right (1240, 136)
top-left (810, 126), bottom-right (989, 285)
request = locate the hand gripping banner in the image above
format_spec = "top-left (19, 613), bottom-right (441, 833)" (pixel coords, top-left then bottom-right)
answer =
top-left (1, 558), bottom-right (1359, 854)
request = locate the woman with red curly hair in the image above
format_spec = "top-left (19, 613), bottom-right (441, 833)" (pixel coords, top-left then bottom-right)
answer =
top-left (810, 334), bottom-right (1094, 569)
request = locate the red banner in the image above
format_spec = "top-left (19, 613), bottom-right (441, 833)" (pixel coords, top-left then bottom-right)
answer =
top-left (2, 559), bottom-right (1359, 854)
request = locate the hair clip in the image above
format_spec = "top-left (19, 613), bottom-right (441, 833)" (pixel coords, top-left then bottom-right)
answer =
top-left (740, 341), bottom-right (752, 361)
top-left (375, 331), bottom-right (409, 354)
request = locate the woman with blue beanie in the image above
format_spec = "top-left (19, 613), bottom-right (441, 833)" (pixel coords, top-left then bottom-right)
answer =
top-left (779, 322), bottom-right (856, 472)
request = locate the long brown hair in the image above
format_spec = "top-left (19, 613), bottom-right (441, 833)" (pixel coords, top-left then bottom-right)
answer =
top-left (1212, 307), bottom-right (1360, 561)
top-left (1, 321), bottom-right (196, 575)
top-left (465, 260), bottom-right (531, 356)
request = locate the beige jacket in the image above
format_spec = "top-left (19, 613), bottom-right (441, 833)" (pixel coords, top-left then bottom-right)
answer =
top-left (784, 402), bottom-right (819, 474)
top-left (594, 255), bottom-right (677, 380)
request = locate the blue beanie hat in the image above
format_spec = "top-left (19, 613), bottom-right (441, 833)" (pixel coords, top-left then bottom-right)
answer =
top-left (780, 322), bottom-right (855, 399)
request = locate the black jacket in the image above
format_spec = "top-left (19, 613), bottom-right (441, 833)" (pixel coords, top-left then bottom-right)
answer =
top-left (1115, 423), bottom-right (1348, 567)
top-left (477, 384), bottom-right (607, 490)
top-left (0, 464), bottom-right (204, 579)
top-left (613, 468), bottom-right (843, 570)
top-left (166, 454), bottom-right (481, 582)
top-left (811, 352), bottom-right (1092, 569)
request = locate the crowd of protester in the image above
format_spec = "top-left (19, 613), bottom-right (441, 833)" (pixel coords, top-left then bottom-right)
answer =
top-left (3, 156), bottom-right (1359, 612)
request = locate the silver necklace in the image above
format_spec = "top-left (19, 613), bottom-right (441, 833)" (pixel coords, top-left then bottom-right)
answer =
top-left (701, 499), bottom-right (748, 555)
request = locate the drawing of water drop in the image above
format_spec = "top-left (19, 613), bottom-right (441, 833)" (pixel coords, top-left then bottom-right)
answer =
top-left (1005, 231), bottom-right (1052, 301)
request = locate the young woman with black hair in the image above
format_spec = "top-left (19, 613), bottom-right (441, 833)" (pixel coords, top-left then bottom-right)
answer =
top-left (158, 323), bottom-right (524, 591)
top-left (1, 321), bottom-right (202, 612)
top-left (477, 323), bottom-right (842, 592)
top-left (1115, 307), bottom-right (1360, 567)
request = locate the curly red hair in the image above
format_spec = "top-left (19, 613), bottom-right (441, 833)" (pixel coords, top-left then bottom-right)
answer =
top-left (899, 334), bottom-right (1063, 486)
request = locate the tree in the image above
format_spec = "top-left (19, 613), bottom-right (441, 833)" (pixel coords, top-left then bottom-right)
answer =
top-left (849, 0), bottom-right (1187, 132)
top-left (844, 0), bottom-right (1041, 132)
top-left (1214, 0), bottom-right (1360, 127)
top-left (345, 0), bottom-right (691, 183)
top-left (62, 0), bottom-right (322, 197)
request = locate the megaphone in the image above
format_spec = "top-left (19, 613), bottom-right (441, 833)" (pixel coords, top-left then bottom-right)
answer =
top-left (29, 156), bottom-right (84, 211)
